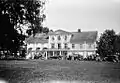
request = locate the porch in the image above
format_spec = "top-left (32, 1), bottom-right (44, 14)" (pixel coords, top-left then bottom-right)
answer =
top-left (26, 49), bottom-right (96, 60)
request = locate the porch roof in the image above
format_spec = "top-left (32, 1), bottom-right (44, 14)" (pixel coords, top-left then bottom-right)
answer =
top-left (25, 34), bottom-right (48, 44)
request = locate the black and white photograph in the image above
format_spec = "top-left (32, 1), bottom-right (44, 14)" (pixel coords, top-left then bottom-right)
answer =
top-left (0, 0), bottom-right (120, 83)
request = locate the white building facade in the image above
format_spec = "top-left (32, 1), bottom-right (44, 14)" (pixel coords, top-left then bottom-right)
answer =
top-left (26, 29), bottom-right (98, 59)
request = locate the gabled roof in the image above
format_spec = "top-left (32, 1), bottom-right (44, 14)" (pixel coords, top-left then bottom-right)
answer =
top-left (25, 33), bottom-right (48, 44)
top-left (70, 31), bottom-right (98, 44)
top-left (48, 29), bottom-right (72, 35)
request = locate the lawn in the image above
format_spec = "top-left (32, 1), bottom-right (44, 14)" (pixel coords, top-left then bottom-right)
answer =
top-left (0, 60), bottom-right (120, 83)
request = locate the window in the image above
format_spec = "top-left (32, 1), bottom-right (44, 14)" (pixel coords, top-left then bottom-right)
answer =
top-left (88, 44), bottom-right (92, 48)
top-left (36, 47), bottom-right (40, 50)
top-left (72, 44), bottom-right (75, 49)
top-left (28, 48), bottom-right (32, 53)
top-left (51, 36), bottom-right (54, 41)
top-left (28, 48), bottom-right (32, 51)
top-left (80, 44), bottom-right (83, 49)
top-left (65, 35), bottom-right (67, 40)
top-left (58, 43), bottom-right (61, 49)
top-left (36, 47), bottom-right (40, 52)
top-left (64, 43), bottom-right (68, 49)
top-left (58, 35), bottom-right (61, 40)
top-left (93, 44), bottom-right (96, 48)
top-left (51, 43), bottom-right (55, 49)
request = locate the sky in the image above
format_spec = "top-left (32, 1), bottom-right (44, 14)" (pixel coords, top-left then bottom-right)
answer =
top-left (43, 0), bottom-right (120, 34)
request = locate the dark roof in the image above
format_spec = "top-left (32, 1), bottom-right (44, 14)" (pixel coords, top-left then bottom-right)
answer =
top-left (70, 31), bottom-right (98, 44)
top-left (25, 33), bottom-right (48, 44)
top-left (48, 29), bottom-right (72, 35)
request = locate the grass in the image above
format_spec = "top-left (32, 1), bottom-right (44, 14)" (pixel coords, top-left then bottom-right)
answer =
top-left (0, 60), bottom-right (120, 83)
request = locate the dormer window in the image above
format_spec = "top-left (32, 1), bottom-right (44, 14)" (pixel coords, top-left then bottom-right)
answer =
top-left (58, 35), bottom-right (61, 40)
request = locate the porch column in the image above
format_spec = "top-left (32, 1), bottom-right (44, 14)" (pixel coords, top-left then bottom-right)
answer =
top-left (60, 51), bottom-right (61, 55)
top-left (93, 51), bottom-right (96, 54)
top-left (72, 55), bottom-right (74, 60)
top-left (84, 41), bottom-right (87, 58)
top-left (53, 51), bottom-right (55, 56)
top-left (84, 51), bottom-right (88, 58)
top-left (45, 51), bottom-right (48, 60)
top-left (32, 52), bottom-right (34, 59)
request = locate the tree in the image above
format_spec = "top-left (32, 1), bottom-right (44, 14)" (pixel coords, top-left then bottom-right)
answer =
top-left (114, 34), bottom-right (120, 54)
top-left (0, 0), bottom-right (46, 35)
top-left (0, 0), bottom-right (46, 58)
top-left (96, 29), bottom-right (116, 58)
top-left (42, 27), bottom-right (49, 34)
top-left (49, 29), bottom-right (53, 32)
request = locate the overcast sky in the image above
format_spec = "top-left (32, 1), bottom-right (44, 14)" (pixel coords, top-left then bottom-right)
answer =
top-left (44, 0), bottom-right (120, 34)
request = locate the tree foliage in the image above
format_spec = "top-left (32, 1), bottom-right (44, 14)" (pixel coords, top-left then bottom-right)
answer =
top-left (0, 15), bottom-right (24, 55)
top-left (0, 0), bottom-right (46, 57)
top-left (96, 29), bottom-right (116, 57)
top-left (0, 0), bottom-right (46, 35)
top-left (42, 27), bottom-right (49, 34)
top-left (114, 34), bottom-right (120, 54)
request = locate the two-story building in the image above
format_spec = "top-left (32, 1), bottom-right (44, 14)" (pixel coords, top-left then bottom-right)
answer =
top-left (25, 29), bottom-right (98, 59)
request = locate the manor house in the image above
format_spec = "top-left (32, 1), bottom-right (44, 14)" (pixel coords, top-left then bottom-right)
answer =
top-left (25, 29), bottom-right (98, 59)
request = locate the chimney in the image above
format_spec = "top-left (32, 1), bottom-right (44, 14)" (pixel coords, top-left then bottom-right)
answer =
top-left (78, 29), bottom-right (81, 32)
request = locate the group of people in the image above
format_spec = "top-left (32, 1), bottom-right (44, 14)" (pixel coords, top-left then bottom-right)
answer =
top-left (26, 51), bottom-right (46, 59)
